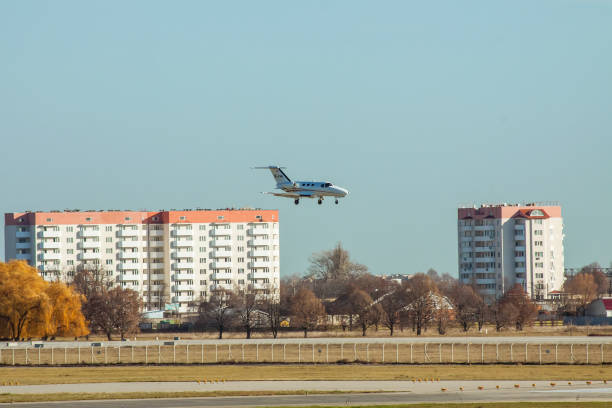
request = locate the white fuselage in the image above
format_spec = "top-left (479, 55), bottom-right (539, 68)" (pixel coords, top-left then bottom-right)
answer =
top-left (279, 181), bottom-right (348, 198)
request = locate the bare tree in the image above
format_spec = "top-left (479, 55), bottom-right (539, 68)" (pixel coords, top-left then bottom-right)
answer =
top-left (344, 288), bottom-right (379, 336)
top-left (403, 274), bottom-right (437, 336)
top-left (449, 283), bottom-right (481, 332)
top-left (197, 289), bottom-right (236, 339)
top-left (307, 243), bottom-right (367, 299)
top-left (235, 289), bottom-right (259, 339)
top-left (110, 287), bottom-right (142, 340)
top-left (378, 282), bottom-right (405, 336)
top-left (564, 272), bottom-right (598, 315)
top-left (290, 288), bottom-right (325, 338)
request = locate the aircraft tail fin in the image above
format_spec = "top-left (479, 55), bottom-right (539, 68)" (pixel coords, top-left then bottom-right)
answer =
top-left (253, 166), bottom-right (292, 187)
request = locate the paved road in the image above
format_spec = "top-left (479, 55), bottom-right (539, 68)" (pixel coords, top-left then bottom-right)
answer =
top-left (2, 381), bottom-right (612, 407)
top-left (3, 336), bottom-right (612, 350)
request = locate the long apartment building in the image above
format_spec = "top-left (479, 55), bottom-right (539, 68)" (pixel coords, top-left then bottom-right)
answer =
top-left (4, 209), bottom-right (280, 313)
top-left (457, 203), bottom-right (564, 301)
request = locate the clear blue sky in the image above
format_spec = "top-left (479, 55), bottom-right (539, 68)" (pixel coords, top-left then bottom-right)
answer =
top-left (1, 1), bottom-right (611, 276)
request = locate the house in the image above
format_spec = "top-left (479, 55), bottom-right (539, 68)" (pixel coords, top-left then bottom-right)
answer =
top-left (586, 298), bottom-right (612, 318)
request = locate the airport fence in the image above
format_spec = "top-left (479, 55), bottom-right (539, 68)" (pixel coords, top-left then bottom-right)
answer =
top-left (1, 338), bottom-right (611, 366)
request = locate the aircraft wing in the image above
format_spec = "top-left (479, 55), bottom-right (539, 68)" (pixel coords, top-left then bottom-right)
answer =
top-left (262, 191), bottom-right (316, 198)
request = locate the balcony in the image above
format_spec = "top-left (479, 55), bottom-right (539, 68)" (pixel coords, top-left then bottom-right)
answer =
top-left (118, 251), bottom-right (139, 260)
top-left (147, 240), bottom-right (164, 247)
top-left (172, 240), bottom-right (193, 248)
top-left (117, 240), bottom-right (141, 248)
top-left (118, 262), bottom-right (142, 270)
top-left (248, 261), bottom-right (269, 268)
top-left (118, 275), bottom-right (140, 282)
top-left (474, 225), bottom-right (495, 231)
top-left (247, 238), bottom-right (269, 246)
top-left (78, 229), bottom-right (100, 238)
top-left (210, 229), bottom-right (232, 237)
top-left (250, 272), bottom-right (269, 280)
top-left (40, 252), bottom-right (61, 260)
top-left (171, 229), bottom-right (193, 237)
top-left (515, 245), bottom-right (525, 251)
top-left (144, 284), bottom-right (164, 291)
top-left (249, 283), bottom-right (268, 291)
top-left (211, 261), bottom-right (232, 269)
top-left (514, 234), bottom-right (525, 240)
top-left (172, 262), bottom-right (194, 270)
top-left (172, 284), bottom-right (193, 292)
top-left (473, 236), bottom-right (493, 242)
top-left (117, 229), bottom-right (139, 237)
top-left (212, 272), bottom-right (233, 280)
top-left (515, 267), bottom-right (526, 273)
top-left (211, 249), bottom-right (232, 258)
top-left (78, 241), bottom-right (100, 249)
top-left (172, 295), bottom-right (194, 303)
top-left (17, 242), bottom-right (32, 249)
top-left (172, 251), bottom-right (194, 259)
top-left (172, 273), bottom-right (195, 281)
top-left (39, 241), bottom-right (61, 250)
top-left (210, 240), bottom-right (232, 248)
top-left (147, 229), bottom-right (164, 236)
top-left (211, 283), bottom-right (234, 291)
top-left (247, 228), bottom-right (269, 236)
top-left (78, 252), bottom-right (101, 260)
top-left (248, 249), bottom-right (270, 257)
top-left (476, 257), bottom-right (495, 263)
top-left (514, 224), bottom-right (525, 230)
top-left (514, 256), bottom-right (525, 262)
top-left (16, 231), bottom-right (31, 239)
top-left (147, 261), bottom-right (164, 269)
top-left (39, 229), bottom-right (60, 238)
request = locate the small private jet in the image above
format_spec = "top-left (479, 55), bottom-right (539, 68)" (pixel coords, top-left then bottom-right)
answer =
top-left (255, 166), bottom-right (348, 205)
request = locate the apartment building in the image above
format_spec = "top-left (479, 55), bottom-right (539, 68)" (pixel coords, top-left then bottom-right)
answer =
top-left (457, 203), bottom-right (564, 301)
top-left (4, 209), bottom-right (280, 313)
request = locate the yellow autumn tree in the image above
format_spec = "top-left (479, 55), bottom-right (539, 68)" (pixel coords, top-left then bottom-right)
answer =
top-left (0, 261), bottom-right (89, 340)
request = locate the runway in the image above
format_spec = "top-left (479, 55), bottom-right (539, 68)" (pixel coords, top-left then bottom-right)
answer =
top-left (3, 380), bottom-right (612, 407)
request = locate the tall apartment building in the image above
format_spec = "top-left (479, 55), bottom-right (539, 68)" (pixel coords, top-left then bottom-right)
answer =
top-left (4, 209), bottom-right (280, 313)
top-left (457, 203), bottom-right (564, 301)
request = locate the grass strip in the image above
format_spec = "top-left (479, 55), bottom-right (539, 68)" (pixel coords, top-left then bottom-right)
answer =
top-left (0, 390), bottom-right (383, 403)
top-left (262, 405), bottom-right (612, 408)
top-left (0, 364), bottom-right (610, 385)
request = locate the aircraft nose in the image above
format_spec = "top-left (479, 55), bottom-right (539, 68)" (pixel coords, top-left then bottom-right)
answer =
top-left (339, 187), bottom-right (348, 196)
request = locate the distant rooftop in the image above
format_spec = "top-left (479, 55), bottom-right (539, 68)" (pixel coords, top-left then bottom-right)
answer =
top-left (458, 201), bottom-right (560, 209)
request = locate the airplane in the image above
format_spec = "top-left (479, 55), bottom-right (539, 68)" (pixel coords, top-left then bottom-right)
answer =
top-left (255, 166), bottom-right (349, 205)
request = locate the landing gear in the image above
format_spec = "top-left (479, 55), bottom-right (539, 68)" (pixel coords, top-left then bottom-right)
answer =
top-left (294, 199), bottom-right (299, 205)
top-left (335, 199), bottom-right (339, 204)
top-left (317, 199), bottom-right (323, 205)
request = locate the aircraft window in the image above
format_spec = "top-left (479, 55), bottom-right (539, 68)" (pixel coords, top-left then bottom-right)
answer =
top-left (320, 184), bottom-right (324, 187)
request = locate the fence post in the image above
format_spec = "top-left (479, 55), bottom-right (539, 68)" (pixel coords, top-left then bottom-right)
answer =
top-left (105, 347), bottom-right (107, 364)
top-left (12, 348), bottom-right (15, 366)
top-left (312, 344), bottom-right (314, 362)
top-left (555, 344), bottom-right (558, 363)
top-left (145, 345), bottom-right (148, 364)
top-left (298, 344), bottom-right (301, 363)
top-left (118, 346), bottom-right (121, 364)
top-left (354, 343), bottom-right (357, 361)
top-left (439, 344), bottom-right (442, 363)
top-left (242, 344), bottom-right (245, 362)
top-left (271, 344), bottom-right (274, 362)
top-left (467, 343), bottom-right (470, 364)
top-left (410, 344), bottom-right (413, 363)
top-left (451, 344), bottom-right (454, 363)
top-left (158, 345), bottom-right (160, 364)
top-left (396, 344), bottom-right (399, 364)
top-left (256, 344), bottom-right (258, 362)
top-left (186, 345), bottom-right (189, 363)
top-left (91, 347), bottom-right (93, 364)
top-left (382, 343), bottom-right (385, 363)
top-left (51, 347), bottom-right (54, 365)
top-left (366, 344), bottom-right (369, 362)
top-left (510, 344), bottom-right (513, 362)
top-left (341, 343), bottom-right (343, 360)
top-left (132, 346), bottom-right (134, 363)
top-left (524, 343), bottom-right (527, 363)
top-left (496, 344), bottom-right (498, 362)
top-left (586, 344), bottom-right (589, 364)
top-left (601, 343), bottom-right (604, 364)
top-left (64, 347), bottom-right (67, 365)
top-left (173, 345), bottom-right (176, 364)
top-left (228, 344), bottom-right (232, 361)
top-left (283, 344), bottom-right (286, 362)
top-left (539, 344), bottom-right (541, 365)
top-left (216, 344), bottom-right (219, 363)
top-left (326, 344), bottom-right (329, 363)
top-left (201, 344), bottom-right (204, 364)
top-left (38, 347), bottom-right (41, 364)
top-left (481, 344), bottom-right (484, 363)
top-left (25, 347), bottom-right (28, 365)
top-left (571, 344), bottom-right (574, 363)
top-left (78, 346), bottom-right (80, 364)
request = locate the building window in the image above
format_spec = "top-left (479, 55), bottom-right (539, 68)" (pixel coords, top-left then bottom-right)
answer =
top-left (106, 259), bottom-right (113, 265)
top-left (199, 225), bottom-right (206, 230)
top-left (180, 216), bottom-right (186, 221)
top-left (66, 238), bottom-right (73, 243)
top-left (125, 217), bottom-right (131, 221)
top-left (217, 216), bottom-right (224, 220)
